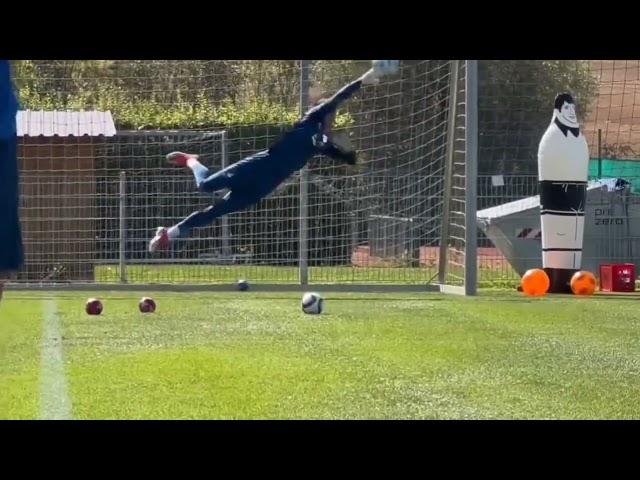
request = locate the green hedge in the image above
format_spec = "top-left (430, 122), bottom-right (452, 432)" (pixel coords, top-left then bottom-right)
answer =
top-left (18, 85), bottom-right (353, 130)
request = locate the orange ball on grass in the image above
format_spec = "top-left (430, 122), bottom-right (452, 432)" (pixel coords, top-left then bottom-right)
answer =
top-left (521, 268), bottom-right (550, 297)
top-left (570, 271), bottom-right (597, 296)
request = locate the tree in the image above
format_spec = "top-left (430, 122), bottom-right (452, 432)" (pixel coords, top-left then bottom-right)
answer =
top-left (478, 60), bottom-right (598, 174)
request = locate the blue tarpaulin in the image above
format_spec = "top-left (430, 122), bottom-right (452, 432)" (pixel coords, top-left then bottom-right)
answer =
top-left (0, 60), bottom-right (23, 273)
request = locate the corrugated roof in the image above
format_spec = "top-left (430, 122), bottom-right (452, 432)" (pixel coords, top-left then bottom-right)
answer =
top-left (16, 110), bottom-right (116, 137)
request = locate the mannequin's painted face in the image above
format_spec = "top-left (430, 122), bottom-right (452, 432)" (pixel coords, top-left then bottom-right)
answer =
top-left (558, 101), bottom-right (578, 127)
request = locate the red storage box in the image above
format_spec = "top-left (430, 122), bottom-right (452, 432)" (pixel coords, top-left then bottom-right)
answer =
top-left (599, 263), bottom-right (636, 292)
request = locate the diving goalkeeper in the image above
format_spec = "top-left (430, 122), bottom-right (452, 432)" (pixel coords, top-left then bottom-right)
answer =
top-left (149, 60), bottom-right (399, 252)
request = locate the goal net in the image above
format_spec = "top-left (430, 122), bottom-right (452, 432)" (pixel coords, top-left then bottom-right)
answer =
top-left (12, 60), bottom-right (474, 291)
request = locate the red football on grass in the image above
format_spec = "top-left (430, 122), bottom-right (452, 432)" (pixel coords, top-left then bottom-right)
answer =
top-left (139, 297), bottom-right (156, 313)
top-left (86, 298), bottom-right (103, 315)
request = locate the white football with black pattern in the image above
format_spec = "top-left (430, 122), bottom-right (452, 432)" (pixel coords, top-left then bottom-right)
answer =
top-left (302, 292), bottom-right (324, 315)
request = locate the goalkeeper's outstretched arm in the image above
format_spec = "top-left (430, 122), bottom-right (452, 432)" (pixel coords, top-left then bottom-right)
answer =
top-left (303, 68), bottom-right (379, 123)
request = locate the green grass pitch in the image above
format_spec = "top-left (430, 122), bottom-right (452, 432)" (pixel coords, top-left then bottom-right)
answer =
top-left (2, 290), bottom-right (640, 419)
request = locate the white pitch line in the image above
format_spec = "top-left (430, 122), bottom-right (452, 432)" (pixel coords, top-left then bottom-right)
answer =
top-left (40, 299), bottom-right (72, 420)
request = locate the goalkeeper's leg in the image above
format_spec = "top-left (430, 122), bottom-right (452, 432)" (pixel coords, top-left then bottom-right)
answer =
top-left (148, 190), bottom-right (262, 252)
top-left (167, 151), bottom-right (231, 196)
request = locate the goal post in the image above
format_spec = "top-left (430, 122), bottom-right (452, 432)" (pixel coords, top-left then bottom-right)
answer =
top-left (435, 60), bottom-right (478, 296)
top-left (464, 60), bottom-right (479, 296)
top-left (299, 59), bottom-right (311, 286)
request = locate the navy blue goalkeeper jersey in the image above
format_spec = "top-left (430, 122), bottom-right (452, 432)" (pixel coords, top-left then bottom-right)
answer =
top-left (227, 78), bottom-right (363, 191)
